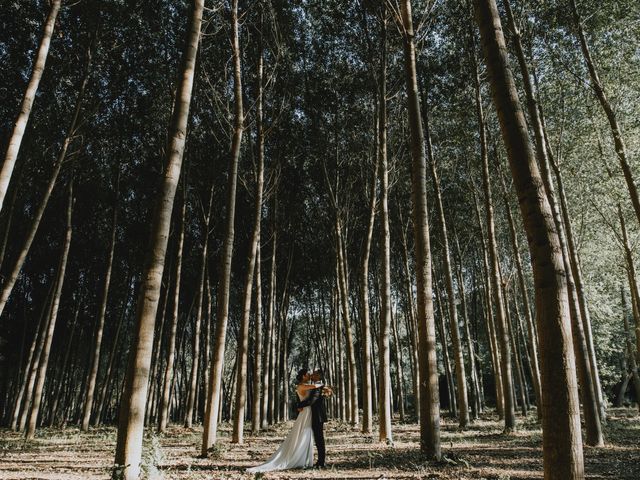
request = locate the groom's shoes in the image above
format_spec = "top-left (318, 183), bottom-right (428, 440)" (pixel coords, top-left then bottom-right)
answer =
top-left (313, 463), bottom-right (326, 470)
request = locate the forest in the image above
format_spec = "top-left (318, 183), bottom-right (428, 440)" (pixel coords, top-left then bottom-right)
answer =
top-left (0, 0), bottom-right (639, 479)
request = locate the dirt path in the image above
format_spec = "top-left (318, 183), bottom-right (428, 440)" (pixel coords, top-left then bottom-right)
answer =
top-left (1, 408), bottom-right (638, 479)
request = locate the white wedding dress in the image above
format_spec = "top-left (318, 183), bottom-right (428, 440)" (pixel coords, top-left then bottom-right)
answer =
top-left (247, 389), bottom-right (314, 472)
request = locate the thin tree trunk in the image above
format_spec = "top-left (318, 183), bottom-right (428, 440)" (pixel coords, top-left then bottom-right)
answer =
top-left (251, 233), bottom-right (263, 433)
top-left (360, 156), bottom-right (378, 434)
top-left (185, 186), bottom-right (214, 428)
top-left (378, 11), bottom-right (392, 440)
top-left (425, 109), bottom-right (470, 428)
top-left (476, 69), bottom-right (516, 431)
top-left (25, 181), bottom-right (73, 440)
top-left (473, 0), bottom-right (584, 476)
top-left (232, 94), bottom-right (264, 443)
top-left (497, 167), bottom-right (543, 419)
top-left (569, 0), bottom-right (640, 229)
top-left (158, 191), bottom-right (186, 433)
top-left (95, 274), bottom-right (133, 426)
top-left (621, 287), bottom-right (640, 411)
top-left (0, 0), bottom-right (62, 213)
top-left (202, 0), bottom-right (243, 453)
top-left (399, 0), bottom-right (441, 459)
top-left (0, 37), bottom-right (93, 318)
top-left (114, 3), bottom-right (202, 476)
top-left (82, 172), bottom-right (119, 431)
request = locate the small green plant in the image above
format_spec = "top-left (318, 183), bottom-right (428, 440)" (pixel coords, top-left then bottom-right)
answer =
top-left (206, 441), bottom-right (227, 460)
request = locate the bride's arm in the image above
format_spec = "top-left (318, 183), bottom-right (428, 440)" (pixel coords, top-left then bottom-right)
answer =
top-left (297, 383), bottom-right (322, 392)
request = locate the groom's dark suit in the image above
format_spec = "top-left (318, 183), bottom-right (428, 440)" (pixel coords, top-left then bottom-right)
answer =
top-left (296, 385), bottom-right (327, 467)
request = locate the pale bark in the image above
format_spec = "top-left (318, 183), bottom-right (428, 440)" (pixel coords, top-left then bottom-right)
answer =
top-left (425, 109), bottom-right (470, 428)
top-left (158, 191), bottom-right (186, 433)
top-left (360, 157), bottom-right (378, 434)
top-left (114, 2), bottom-right (202, 476)
top-left (378, 11), bottom-right (392, 440)
top-left (0, 37), bottom-right (93, 318)
top-left (399, 0), bottom-right (441, 459)
top-left (473, 0), bottom-right (584, 476)
top-left (0, 0), bottom-right (62, 213)
top-left (202, 0), bottom-right (243, 452)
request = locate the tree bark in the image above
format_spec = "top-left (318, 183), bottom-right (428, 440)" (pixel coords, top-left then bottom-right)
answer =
top-left (0, 0), bottom-right (62, 214)
top-left (399, 0), bottom-right (441, 459)
top-left (473, 0), bottom-right (584, 476)
top-left (378, 11), bottom-right (392, 440)
top-left (157, 190), bottom-right (186, 433)
top-left (185, 186), bottom-right (214, 428)
top-left (425, 109), bottom-right (470, 428)
top-left (114, 2), bottom-right (202, 476)
top-left (0, 36), bottom-right (93, 318)
top-left (232, 91), bottom-right (265, 442)
top-left (202, 0), bottom-right (243, 453)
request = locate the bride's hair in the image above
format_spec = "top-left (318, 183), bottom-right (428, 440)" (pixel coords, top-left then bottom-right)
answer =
top-left (295, 368), bottom-right (309, 384)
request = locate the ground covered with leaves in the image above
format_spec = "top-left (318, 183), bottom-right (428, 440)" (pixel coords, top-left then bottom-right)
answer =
top-left (0, 408), bottom-right (638, 479)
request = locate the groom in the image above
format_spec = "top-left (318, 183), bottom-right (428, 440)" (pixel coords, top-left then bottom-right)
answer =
top-left (296, 369), bottom-right (327, 468)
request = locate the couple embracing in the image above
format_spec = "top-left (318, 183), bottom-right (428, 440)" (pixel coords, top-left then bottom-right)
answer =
top-left (247, 368), bottom-right (331, 473)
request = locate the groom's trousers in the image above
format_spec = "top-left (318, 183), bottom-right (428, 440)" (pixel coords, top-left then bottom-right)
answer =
top-left (312, 420), bottom-right (326, 466)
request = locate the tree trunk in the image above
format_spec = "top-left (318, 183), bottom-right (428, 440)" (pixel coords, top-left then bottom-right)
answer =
top-left (201, 0), bottom-right (243, 453)
top-left (399, 0), bottom-right (441, 459)
top-left (81, 172), bottom-right (119, 431)
top-left (476, 71), bottom-right (516, 431)
top-left (185, 186), bottom-right (214, 428)
top-left (232, 92), bottom-right (264, 442)
top-left (473, 0), bottom-right (584, 477)
top-left (360, 155), bottom-right (377, 434)
top-left (0, 0), bottom-right (61, 213)
top-left (0, 36), bottom-right (93, 319)
top-left (114, 2), bottom-right (202, 477)
top-left (425, 109), bottom-right (470, 428)
top-left (158, 191), bottom-right (186, 433)
top-left (378, 11), bottom-right (392, 440)
top-left (620, 288), bottom-right (640, 412)
top-left (25, 181), bottom-right (73, 440)
top-left (569, 0), bottom-right (640, 229)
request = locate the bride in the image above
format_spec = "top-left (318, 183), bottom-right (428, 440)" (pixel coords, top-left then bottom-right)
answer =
top-left (247, 369), bottom-right (318, 473)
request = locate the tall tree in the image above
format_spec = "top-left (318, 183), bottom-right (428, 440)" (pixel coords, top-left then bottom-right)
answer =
top-left (473, 0), bottom-right (584, 477)
top-left (398, 0), bottom-right (441, 460)
top-left (113, 1), bottom-right (203, 477)
top-left (0, 0), bottom-right (61, 214)
top-left (202, 0), bottom-right (244, 452)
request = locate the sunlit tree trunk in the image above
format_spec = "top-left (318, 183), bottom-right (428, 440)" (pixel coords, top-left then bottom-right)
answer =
top-left (202, 0), bottom-right (243, 452)
top-left (0, 36), bottom-right (93, 319)
top-left (0, 0), bottom-right (61, 214)
top-left (473, 0), bottom-right (584, 476)
top-left (25, 181), bottom-right (73, 440)
top-left (114, 2), bottom-right (203, 476)
top-left (157, 191), bottom-right (186, 433)
top-left (399, 0), bottom-right (441, 459)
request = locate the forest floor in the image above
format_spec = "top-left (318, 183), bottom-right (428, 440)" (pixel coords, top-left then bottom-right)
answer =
top-left (0, 407), bottom-right (638, 480)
